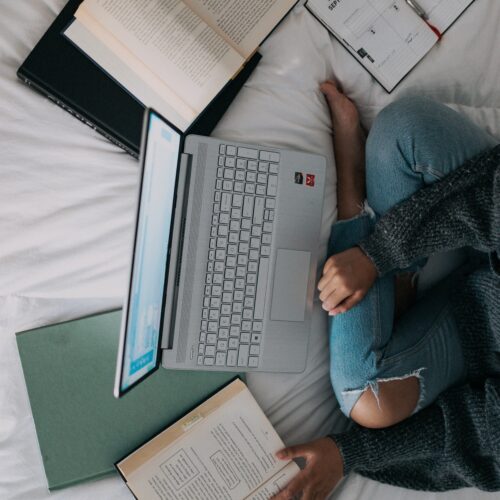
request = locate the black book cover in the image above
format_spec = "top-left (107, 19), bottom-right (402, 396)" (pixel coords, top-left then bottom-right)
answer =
top-left (18, 0), bottom-right (261, 157)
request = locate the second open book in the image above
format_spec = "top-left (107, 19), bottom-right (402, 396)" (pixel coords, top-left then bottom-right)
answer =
top-left (306, 0), bottom-right (475, 92)
top-left (65, 0), bottom-right (297, 132)
top-left (116, 379), bottom-right (300, 499)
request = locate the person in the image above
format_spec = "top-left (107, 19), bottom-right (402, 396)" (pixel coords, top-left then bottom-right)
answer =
top-left (272, 82), bottom-right (500, 500)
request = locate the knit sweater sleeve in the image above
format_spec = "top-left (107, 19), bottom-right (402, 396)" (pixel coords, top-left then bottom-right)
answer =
top-left (331, 378), bottom-right (500, 492)
top-left (359, 146), bottom-right (500, 276)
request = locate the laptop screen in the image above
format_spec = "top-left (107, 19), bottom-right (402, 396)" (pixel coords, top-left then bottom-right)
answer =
top-left (117, 111), bottom-right (181, 395)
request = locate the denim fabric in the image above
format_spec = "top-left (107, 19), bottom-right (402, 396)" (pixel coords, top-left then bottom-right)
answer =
top-left (365, 96), bottom-right (497, 216)
top-left (328, 96), bottom-right (497, 417)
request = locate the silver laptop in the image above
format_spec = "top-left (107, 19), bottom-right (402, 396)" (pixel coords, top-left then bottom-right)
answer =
top-left (114, 109), bottom-right (326, 397)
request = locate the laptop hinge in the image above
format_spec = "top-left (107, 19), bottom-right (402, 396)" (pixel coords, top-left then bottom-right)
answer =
top-left (161, 152), bottom-right (193, 350)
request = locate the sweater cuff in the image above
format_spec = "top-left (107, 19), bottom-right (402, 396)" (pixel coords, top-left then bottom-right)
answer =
top-left (329, 431), bottom-right (370, 476)
top-left (358, 236), bottom-right (395, 276)
top-left (329, 404), bottom-right (445, 476)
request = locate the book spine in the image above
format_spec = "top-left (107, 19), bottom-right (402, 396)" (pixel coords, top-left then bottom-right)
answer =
top-left (18, 74), bottom-right (139, 158)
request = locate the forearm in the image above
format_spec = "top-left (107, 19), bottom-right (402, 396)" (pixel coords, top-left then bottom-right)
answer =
top-left (359, 146), bottom-right (500, 276)
top-left (332, 403), bottom-right (445, 476)
top-left (331, 379), bottom-right (500, 492)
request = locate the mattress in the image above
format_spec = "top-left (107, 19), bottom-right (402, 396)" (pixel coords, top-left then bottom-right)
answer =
top-left (1, 1), bottom-right (499, 499)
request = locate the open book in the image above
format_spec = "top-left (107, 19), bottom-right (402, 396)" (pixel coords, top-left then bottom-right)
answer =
top-left (65, 0), bottom-right (297, 132)
top-left (306, 0), bottom-right (475, 92)
top-left (116, 379), bottom-right (299, 499)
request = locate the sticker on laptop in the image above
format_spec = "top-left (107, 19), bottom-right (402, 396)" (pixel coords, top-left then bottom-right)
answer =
top-left (306, 174), bottom-right (315, 187)
top-left (294, 172), bottom-right (304, 184)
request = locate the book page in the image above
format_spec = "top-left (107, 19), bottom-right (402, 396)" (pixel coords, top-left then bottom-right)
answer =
top-left (416, 0), bottom-right (474, 32)
top-left (246, 462), bottom-right (300, 500)
top-left (118, 380), bottom-right (299, 500)
top-left (65, 19), bottom-right (195, 131)
top-left (76, 0), bottom-right (245, 113)
top-left (307, 0), bottom-right (438, 91)
top-left (184, 0), bottom-right (297, 58)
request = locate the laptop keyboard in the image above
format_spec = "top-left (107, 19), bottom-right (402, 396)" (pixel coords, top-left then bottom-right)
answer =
top-left (198, 143), bottom-right (280, 369)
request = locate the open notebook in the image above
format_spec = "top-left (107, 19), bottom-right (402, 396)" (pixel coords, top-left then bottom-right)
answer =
top-left (306, 0), bottom-right (475, 92)
top-left (65, 0), bottom-right (297, 132)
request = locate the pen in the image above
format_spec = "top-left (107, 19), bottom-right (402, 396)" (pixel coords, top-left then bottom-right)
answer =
top-left (405, 0), bottom-right (442, 40)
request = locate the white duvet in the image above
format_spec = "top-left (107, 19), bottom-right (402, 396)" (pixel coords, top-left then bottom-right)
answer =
top-left (0, 1), bottom-right (499, 499)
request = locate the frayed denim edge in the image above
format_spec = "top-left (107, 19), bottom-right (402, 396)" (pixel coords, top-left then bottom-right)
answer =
top-left (341, 367), bottom-right (427, 416)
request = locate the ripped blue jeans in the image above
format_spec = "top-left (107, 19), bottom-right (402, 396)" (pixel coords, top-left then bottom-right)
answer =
top-left (329, 96), bottom-right (498, 417)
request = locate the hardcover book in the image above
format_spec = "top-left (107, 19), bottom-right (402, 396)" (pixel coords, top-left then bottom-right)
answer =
top-left (116, 378), bottom-right (299, 499)
top-left (16, 310), bottom-right (240, 490)
top-left (65, 0), bottom-right (298, 133)
top-left (17, 0), bottom-right (269, 156)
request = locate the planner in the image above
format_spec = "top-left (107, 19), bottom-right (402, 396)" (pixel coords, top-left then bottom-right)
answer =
top-left (306, 0), bottom-right (475, 92)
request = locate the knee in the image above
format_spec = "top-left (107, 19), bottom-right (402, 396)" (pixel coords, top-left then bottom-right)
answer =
top-left (370, 96), bottom-right (435, 142)
top-left (365, 96), bottom-right (438, 211)
top-left (349, 376), bottom-right (421, 429)
top-left (367, 96), bottom-right (437, 159)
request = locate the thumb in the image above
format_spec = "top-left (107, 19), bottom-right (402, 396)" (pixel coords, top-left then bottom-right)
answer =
top-left (276, 443), bottom-right (312, 460)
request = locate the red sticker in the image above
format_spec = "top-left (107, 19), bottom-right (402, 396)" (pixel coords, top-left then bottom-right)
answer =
top-left (306, 174), bottom-right (315, 187)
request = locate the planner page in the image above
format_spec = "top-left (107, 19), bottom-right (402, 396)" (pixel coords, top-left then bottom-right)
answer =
top-left (306, 0), bottom-right (438, 91)
top-left (417, 0), bottom-right (475, 32)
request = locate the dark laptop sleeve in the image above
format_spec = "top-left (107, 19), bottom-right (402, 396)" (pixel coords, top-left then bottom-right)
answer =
top-left (17, 0), bottom-right (261, 157)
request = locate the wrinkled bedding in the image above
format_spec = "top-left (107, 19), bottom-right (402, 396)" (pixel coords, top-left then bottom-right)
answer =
top-left (1, 1), bottom-right (499, 499)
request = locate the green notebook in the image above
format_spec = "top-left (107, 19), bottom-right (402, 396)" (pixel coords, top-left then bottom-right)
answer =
top-left (16, 309), bottom-right (240, 490)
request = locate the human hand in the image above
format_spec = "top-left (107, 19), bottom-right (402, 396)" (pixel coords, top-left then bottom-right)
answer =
top-left (271, 438), bottom-right (344, 500)
top-left (318, 247), bottom-right (377, 315)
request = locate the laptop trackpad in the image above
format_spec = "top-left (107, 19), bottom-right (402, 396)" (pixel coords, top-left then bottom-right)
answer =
top-left (270, 249), bottom-right (311, 322)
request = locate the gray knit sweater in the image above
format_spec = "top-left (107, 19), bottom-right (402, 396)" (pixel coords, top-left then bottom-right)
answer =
top-left (332, 144), bottom-right (500, 492)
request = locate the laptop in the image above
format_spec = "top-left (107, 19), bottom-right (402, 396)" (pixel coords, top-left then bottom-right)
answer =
top-left (114, 109), bottom-right (326, 397)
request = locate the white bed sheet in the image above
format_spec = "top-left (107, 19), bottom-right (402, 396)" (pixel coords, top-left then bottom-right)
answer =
top-left (0, 1), bottom-right (499, 499)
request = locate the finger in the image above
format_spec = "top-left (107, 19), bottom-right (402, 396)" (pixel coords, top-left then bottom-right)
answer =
top-left (317, 272), bottom-right (332, 293)
top-left (322, 288), bottom-right (351, 312)
top-left (271, 473), bottom-right (308, 500)
top-left (318, 266), bottom-right (340, 293)
top-left (274, 471), bottom-right (309, 500)
top-left (330, 291), bottom-right (365, 315)
top-left (319, 271), bottom-right (346, 303)
top-left (276, 444), bottom-right (314, 460)
top-left (301, 486), bottom-right (317, 500)
top-left (270, 490), bottom-right (285, 500)
top-left (322, 259), bottom-right (333, 277)
top-left (322, 256), bottom-right (338, 277)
